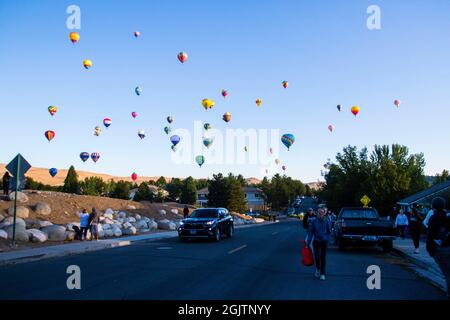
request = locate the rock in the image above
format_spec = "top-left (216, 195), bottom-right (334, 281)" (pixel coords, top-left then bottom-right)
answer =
top-left (148, 220), bottom-right (158, 230)
top-left (65, 231), bottom-right (76, 241)
top-left (118, 212), bottom-right (127, 219)
top-left (103, 218), bottom-right (114, 224)
top-left (171, 208), bottom-right (179, 215)
top-left (112, 227), bottom-right (122, 237)
top-left (26, 229), bottom-right (48, 243)
top-left (117, 218), bottom-right (125, 224)
top-left (104, 208), bottom-right (114, 217)
top-left (143, 217), bottom-right (151, 223)
top-left (135, 214), bottom-right (141, 220)
top-left (0, 214), bottom-right (4, 223)
top-left (136, 220), bottom-right (148, 229)
top-left (37, 221), bottom-right (53, 228)
top-left (104, 229), bottom-right (114, 237)
top-left (98, 230), bottom-right (105, 239)
top-left (138, 228), bottom-right (150, 233)
top-left (123, 226), bottom-right (137, 235)
top-left (4, 224), bottom-right (29, 242)
top-left (158, 219), bottom-right (176, 230)
top-left (0, 216), bottom-right (26, 228)
top-left (255, 218), bottom-right (265, 223)
top-left (0, 229), bottom-right (7, 240)
top-left (35, 202), bottom-right (51, 216)
top-left (128, 205), bottom-right (136, 210)
top-left (103, 212), bottom-right (114, 220)
top-left (66, 222), bottom-right (80, 231)
top-left (128, 217), bottom-right (136, 223)
top-left (41, 225), bottom-right (67, 241)
top-left (7, 206), bottom-right (29, 219)
top-left (111, 223), bottom-right (122, 230)
top-left (159, 209), bottom-right (167, 216)
top-left (101, 223), bottom-right (111, 230)
top-left (8, 191), bottom-right (29, 203)
top-left (122, 222), bottom-right (132, 229)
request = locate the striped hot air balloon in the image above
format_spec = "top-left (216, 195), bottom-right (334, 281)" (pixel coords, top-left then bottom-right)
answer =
top-left (80, 152), bottom-right (89, 162)
top-left (44, 130), bottom-right (55, 142)
top-left (281, 134), bottom-right (295, 150)
top-left (103, 118), bottom-right (112, 128)
top-left (83, 59), bottom-right (92, 69)
top-left (177, 51), bottom-right (188, 63)
top-left (48, 106), bottom-right (57, 116)
top-left (91, 152), bottom-right (100, 163)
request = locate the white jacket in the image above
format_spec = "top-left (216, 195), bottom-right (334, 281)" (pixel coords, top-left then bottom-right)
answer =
top-left (395, 214), bottom-right (409, 226)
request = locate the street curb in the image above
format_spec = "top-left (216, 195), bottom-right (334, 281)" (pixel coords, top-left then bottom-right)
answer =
top-left (0, 221), bottom-right (275, 267)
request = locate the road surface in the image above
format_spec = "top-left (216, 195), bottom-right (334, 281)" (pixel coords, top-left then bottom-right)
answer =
top-left (0, 219), bottom-right (445, 299)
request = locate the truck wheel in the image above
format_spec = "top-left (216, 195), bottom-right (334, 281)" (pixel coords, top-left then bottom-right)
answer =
top-left (338, 238), bottom-right (346, 251)
top-left (382, 240), bottom-right (393, 252)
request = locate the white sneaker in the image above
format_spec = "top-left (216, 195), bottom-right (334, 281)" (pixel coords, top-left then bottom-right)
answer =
top-left (320, 275), bottom-right (326, 281)
top-left (414, 248), bottom-right (420, 254)
top-left (315, 269), bottom-right (320, 278)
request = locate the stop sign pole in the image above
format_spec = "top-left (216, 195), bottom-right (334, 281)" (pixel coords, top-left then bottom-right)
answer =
top-left (11, 155), bottom-right (21, 246)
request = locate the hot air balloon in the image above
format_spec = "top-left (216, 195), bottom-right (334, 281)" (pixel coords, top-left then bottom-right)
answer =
top-left (171, 145), bottom-right (178, 152)
top-left (48, 106), bottom-right (57, 116)
top-left (170, 135), bottom-right (181, 146)
top-left (94, 126), bottom-right (102, 136)
top-left (269, 147), bottom-right (273, 154)
top-left (91, 152), bottom-right (100, 163)
top-left (244, 146), bottom-right (248, 152)
top-left (256, 98), bottom-right (262, 107)
top-left (131, 112), bottom-right (138, 118)
top-left (282, 81), bottom-right (289, 89)
top-left (49, 168), bottom-right (58, 177)
top-left (69, 32), bottom-right (79, 44)
top-left (164, 126), bottom-right (172, 135)
top-left (195, 155), bottom-right (205, 167)
top-left (135, 86), bottom-right (142, 96)
top-left (177, 51), bottom-right (188, 63)
top-left (222, 112), bottom-right (231, 123)
top-left (44, 130), bottom-right (55, 142)
top-left (138, 130), bottom-right (146, 139)
top-left (351, 106), bottom-right (360, 116)
top-left (203, 137), bottom-right (213, 148)
top-left (337, 104), bottom-right (342, 112)
top-left (83, 59), bottom-right (92, 69)
top-left (221, 89), bottom-right (228, 98)
top-left (394, 99), bottom-right (401, 108)
top-left (167, 116), bottom-right (173, 124)
top-left (275, 159), bottom-right (280, 165)
top-left (204, 123), bottom-right (212, 131)
top-left (131, 172), bottom-right (138, 181)
top-left (80, 152), bottom-right (89, 162)
top-left (328, 125), bottom-right (334, 133)
top-left (103, 118), bottom-right (112, 128)
top-left (134, 31), bottom-right (140, 38)
top-left (282, 165), bottom-right (286, 171)
top-left (202, 99), bottom-right (215, 110)
top-left (281, 133), bottom-right (295, 150)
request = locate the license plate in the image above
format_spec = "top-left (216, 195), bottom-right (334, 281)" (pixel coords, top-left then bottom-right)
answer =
top-left (362, 236), bottom-right (377, 241)
top-left (190, 230), bottom-right (197, 235)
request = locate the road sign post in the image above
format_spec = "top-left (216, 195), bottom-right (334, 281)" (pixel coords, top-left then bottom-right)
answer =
top-left (360, 195), bottom-right (371, 207)
top-left (11, 155), bottom-right (21, 246)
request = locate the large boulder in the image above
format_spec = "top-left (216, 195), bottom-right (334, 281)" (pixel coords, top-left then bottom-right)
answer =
top-left (7, 206), bottom-right (29, 219)
top-left (104, 208), bottom-right (114, 216)
top-left (65, 231), bottom-right (76, 241)
top-left (66, 222), bottom-right (80, 231)
top-left (136, 220), bottom-right (148, 229)
top-left (4, 224), bottom-right (29, 242)
top-left (103, 229), bottom-right (114, 237)
top-left (128, 217), bottom-right (136, 223)
top-left (0, 229), bottom-right (7, 240)
top-left (41, 225), bottom-right (67, 241)
top-left (0, 216), bottom-right (26, 229)
top-left (8, 191), bottom-right (29, 203)
top-left (26, 229), bottom-right (48, 243)
top-left (0, 214), bottom-right (4, 223)
top-left (118, 211), bottom-right (127, 219)
top-left (103, 210), bottom-right (114, 220)
top-left (157, 219), bottom-right (176, 230)
top-left (112, 227), bottom-right (122, 237)
top-left (122, 222), bottom-right (132, 229)
top-left (171, 208), bottom-right (179, 215)
top-left (159, 209), bottom-right (167, 216)
top-left (148, 220), bottom-right (158, 231)
top-left (101, 223), bottom-right (111, 230)
top-left (35, 203), bottom-right (51, 216)
top-left (36, 220), bottom-right (53, 228)
top-left (123, 226), bottom-right (137, 235)
top-left (98, 230), bottom-right (105, 239)
top-left (103, 218), bottom-right (114, 224)
top-left (134, 214), bottom-right (142, 220)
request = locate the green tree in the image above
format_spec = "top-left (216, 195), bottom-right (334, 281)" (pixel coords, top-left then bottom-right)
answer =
top-left (180, 176), bottom-right (197, 205)
top-left (110, 180), bottom-right (132, 200)
top-left (227, 177), bottom-right (246, 213)
top-left (80, 176), bottom-right (107, 196)
top-left (166, 178), bottom-right (183, 201)
top-left (133, 182), bottom-right (154, 202)
top-left (207, 173), bottom-right (229, 208)
top-left (63, 166), bottom-right (80, 194)
top-left (155, 176), bottom-right (167, 188)
top-left (434, 170), bottom-right (450, 185)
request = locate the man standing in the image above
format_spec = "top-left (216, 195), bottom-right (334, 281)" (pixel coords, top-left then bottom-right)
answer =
top-left (307, 208), bottom-right (332, 280)
top-left (183, 205), bottom-right (190, 219)
top-left (2, 172), bottom-right (11, 196)
top-left (409, 205), bottom-right (422, 254)
top-left (88, 208), bottom-right (100, 241)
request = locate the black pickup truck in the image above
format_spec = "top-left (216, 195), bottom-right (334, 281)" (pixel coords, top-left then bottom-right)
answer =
top-left (334, 207), bottom-right (397, 252)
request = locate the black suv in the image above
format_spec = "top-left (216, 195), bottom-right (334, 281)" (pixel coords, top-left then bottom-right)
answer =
top-left (178, 208), bottom-right (234, 242)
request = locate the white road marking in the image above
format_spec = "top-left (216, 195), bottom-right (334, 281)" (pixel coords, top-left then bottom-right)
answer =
top-left (156, 247), bottom-right (173, 250)
top-left (272, 232), bottom-right (278, 235)
top-left (228, 245), bottom-right (247, 254)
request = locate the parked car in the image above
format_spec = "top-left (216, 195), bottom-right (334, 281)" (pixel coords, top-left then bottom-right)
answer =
top-left (178, 208), bottom-right (234, 242)
top-left (334, 207), bottom-right (397, 252)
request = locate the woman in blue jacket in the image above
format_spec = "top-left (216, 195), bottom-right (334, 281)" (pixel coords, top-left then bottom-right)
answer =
top-left (307, 208), bottom-right (332, 280)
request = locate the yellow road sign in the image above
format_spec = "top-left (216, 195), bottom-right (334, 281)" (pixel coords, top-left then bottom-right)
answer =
top-left (360, 195), bottom-right (371, 207)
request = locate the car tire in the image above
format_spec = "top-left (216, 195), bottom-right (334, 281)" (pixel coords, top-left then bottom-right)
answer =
top-left (214, 228), bottom-right (221, 242)
top-left (337, 237), bottom-right (346, 251)
top-left (382, 240), bottom-right (393, 252)
top-left (226, 225), bottom-right (234, 238)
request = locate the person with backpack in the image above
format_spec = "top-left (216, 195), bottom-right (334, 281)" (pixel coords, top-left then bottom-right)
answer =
top-left (307, 208), bottom-right (332, 280)
top-left (426, 197), bottom-right (450, 298)
top-left (88, 207), bottom-right (100, 241)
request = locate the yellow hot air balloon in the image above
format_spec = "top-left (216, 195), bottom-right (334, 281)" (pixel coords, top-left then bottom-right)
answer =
top-left (351, 106), bottom-right (360, 116)
top-left (83, 59), bottom-right (93, 69)
top-left (69, 32), bottom-right (80, 44)
top-left (256, 98), bottom-right (262, 107)
top-left (202, 98), bottom-right (215, 110)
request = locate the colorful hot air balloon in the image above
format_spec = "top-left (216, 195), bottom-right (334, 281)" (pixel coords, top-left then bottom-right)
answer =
top-left (131, 112), bottom-right (138, 118)
top-left (281, 133), bottom-right (295, 150)
top-left (134, 31), bottom-right (140, 38)
top-left (83, 59), bottom-right (92, 69)
top-left (177, 51), bottom-right (188, 63)
top-left (135, 86), bottom-right (142, 96)
top-left (170, 135), bottom-right (181, 146)
top-left (204, 123), bottom-right (212, 131)
top-left (94, 126), bottom-right (102, 136)
top-left (131, 172), bottom-right (138, 181)
top-left (69, 32), bottom-right (79, 44)
top-left (222, 112), bottom-right (231, 123)
top-left (49, 168), bottom-right (58, 177)
top-left (221, 89), bottom-right (228, 98)
top-left (80, 152), bottom-right (89, 162)
top-left (256, 98), bottom-right (262, 107)
top-left (282, 81), bottom-right (289, 89)
top-left (195, 155), bottom-right (205, 167)
top-left (202, 99), bottom-right (215, 110)
top-left (138, 130), bottom-right (146, 139)
top-left (351, 106), bottom-right (360, 116)
top-left (275, 159), bottom-right (280, 165)
top-left (328, 124), bottom-right (334, 133)
top-left (164, 126), bottom-right (172, 135)
top-left (167, 116), bottom-right (173, 124)
top-left (337, 104), bottom-right (342, 112)
top-left (103, 118), bottom-right (112, 128)
top-left (282, 165), bottom-right (286, 171)
top-left (91, 152), bottom-right (100, 163)
top-left (394, 99), bottom-right (401, 108)
top-left (203, 137), bottom-right (213, 148)
top-left (48, 106), bottom-right (57, 116)
top-left (44, 130), bottom-right (55, 142)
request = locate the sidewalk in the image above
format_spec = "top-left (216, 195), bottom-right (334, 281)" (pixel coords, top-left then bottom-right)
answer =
top-left (393, 238), bottom-right (447, 293)
top-left (0, 222), bottom-right (275, 267)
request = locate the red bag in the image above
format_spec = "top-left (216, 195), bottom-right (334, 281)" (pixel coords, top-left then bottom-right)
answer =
top-left (301, 240), bottom-right (314, 266)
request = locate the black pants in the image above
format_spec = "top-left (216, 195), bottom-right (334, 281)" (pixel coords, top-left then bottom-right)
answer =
top-left (398, 225), bottom-right (407, 238)
top-left (410, 227), bottom-right (421, 249)
top-left (80, 227), bottom-right (89, 240)
top-left (2, 186), bottom-right (8, 196)
top-left (431, 247), bottom-right (450, 299)
top-left (313, 241), bottom-right (328, 275)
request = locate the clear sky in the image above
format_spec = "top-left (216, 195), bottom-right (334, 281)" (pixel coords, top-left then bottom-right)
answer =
top-left (1, 0), bottom-right (449, 182)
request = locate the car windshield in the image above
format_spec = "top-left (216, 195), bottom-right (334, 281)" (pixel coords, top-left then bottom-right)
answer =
top-left (190, 209), bottom-right (219, 218)
top-left (341, 209), bottom-right (378, 219)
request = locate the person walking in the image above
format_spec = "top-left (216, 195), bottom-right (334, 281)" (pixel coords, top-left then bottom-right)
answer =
top-left (2, 172), bottom-right (11, 196)
top-left (307, 208), bottom-right (332, 280)
top-left (183, 205), bottom-right (190, 219)
top-left (78, 209), bottom-right (90, 241)
top-left (409, 206), bottom-right (422, 253)
top-left (303, 208), bottom-right (316, 230)
top-left (88, 207), bottom-right (100, 241)
top-left (395, 209), bottom-right (409, 239)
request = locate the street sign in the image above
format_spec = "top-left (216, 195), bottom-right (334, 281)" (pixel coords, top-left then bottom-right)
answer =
top-left (360, 195), bottom-right (371, 207)
top-left (6, 154), bottom-right (31, 177)
top-left (10, 177), bottom-right (26, 191)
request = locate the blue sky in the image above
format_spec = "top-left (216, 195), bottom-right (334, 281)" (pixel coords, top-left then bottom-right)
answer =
top-left (1, 0), bottom-right (449, 182)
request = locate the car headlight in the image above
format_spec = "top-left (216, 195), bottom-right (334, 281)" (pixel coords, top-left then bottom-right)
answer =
top-left (179, 221), bottom-right (184, 226)
top-left (205, 220), bottom-right (215, 225)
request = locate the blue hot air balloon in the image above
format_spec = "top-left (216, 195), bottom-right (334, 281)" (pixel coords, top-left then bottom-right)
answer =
top-left (80, 152), bottom-right (90, 162)
top-left (203, 137), bottom-right (213, 148)
top-left (135, 86), bottom-right (142, 96)
top-left (49, 168), bottom-right (58, 177)
top-left (170, 135), bottom-right (181, 146)
top-left (281, 133), bottom-right (295, 150)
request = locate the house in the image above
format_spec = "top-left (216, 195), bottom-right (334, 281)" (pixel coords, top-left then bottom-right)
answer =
top-left (196, 186), bottom-right (266, 211)
top-left (397, 180), bottom-right (450, 212)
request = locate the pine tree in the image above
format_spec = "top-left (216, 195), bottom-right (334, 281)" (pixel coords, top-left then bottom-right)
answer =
top-left (180, 176), bottom-right (197, 205)
top-left (63, 166), bottom-right (79, 194)
top-left (227, 179), bottom-right (246, 213)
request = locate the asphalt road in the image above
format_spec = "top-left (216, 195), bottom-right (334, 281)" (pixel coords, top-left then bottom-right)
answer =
top-left (0, 219), bottom-right (445, 300)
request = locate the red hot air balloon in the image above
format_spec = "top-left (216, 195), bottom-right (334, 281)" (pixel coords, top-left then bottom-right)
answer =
top-left (351, 106), bottom-right (360, 116)
top-left (394, 99), bottom-right (401, 108)
top-left (91, 152), bottom-right (100, 163)
top-left (45, 130), bottom-right (55, 142)
top-left (131, 112), bottom-right (138, 118)
top-left (177, 51), bottom-right (188, 63)
top-left (131, 172), bottom-right (138, 182)
top-left (221, 89), bottom-right (228, 98)
top-left (134, 31), bottom-right (140, 38)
